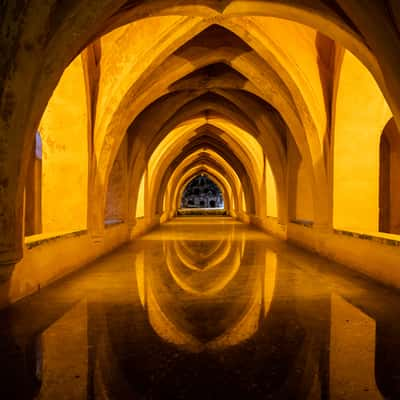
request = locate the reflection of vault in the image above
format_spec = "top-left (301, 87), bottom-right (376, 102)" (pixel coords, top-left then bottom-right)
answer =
top-left (135, 239), bottom-right (278, 352)
top-left (173, 238), bottom-right (231, 270)
top-left (146, 280), bottom-right (262, 353)
top-left (165, 237), bottom-right (241, 295)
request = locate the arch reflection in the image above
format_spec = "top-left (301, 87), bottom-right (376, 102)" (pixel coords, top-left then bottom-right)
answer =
top-left (136, 226), bottom-right (277, 351)
top-left (2, 220), bottom-right (400, 399)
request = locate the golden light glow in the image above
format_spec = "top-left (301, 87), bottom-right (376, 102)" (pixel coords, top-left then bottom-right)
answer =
top-left (140, 225), bottom-right (270, 351)
top-left (2, 0), bottom-right (399, 307)
top-left (5, 5), bottom-right (400, 399)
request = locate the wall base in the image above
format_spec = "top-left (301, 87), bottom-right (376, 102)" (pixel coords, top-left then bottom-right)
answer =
top-left (259, 219), bottom-right (400, 290)
top-left (0, 223), bottom-right (130, 309)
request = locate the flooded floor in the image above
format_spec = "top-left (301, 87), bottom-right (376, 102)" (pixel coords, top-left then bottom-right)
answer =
top-left (1, 217), bottom-right (400, 399)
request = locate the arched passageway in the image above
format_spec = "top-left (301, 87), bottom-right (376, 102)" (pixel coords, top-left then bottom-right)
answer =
top-left (180, 175), bottom-right (225, 210)
top-left (2, 2), bottom-right (400, 397)
top-left (2, 0), bottom-right (400, 265)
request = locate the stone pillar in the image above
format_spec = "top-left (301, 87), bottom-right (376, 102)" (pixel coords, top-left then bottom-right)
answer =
top-left (87, 176), bottom-right (106, 242)
top-left (0, 155), bottom-right (24, 267)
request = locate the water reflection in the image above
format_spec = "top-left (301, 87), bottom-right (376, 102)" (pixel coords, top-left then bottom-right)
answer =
top-left (330, 294), bottom-right (382, 399)
top-left (35, 301), bottom-right (88, 399)
top-left (0, 219), bottom-right (399, 399)
top-left (141, 232), bottom-right (266, 351)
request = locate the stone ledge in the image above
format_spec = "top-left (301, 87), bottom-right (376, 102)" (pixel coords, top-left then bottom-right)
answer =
top-left (334, 229), bottom-right (400, 247)
top-left (25, 229), bottom-right (88, 249)
top-left (290, 219), bottom-right (314, 228)
top-left (177, 208), bottom-right (227, 216)
top-left (104, 219), bottom-right (125, 228)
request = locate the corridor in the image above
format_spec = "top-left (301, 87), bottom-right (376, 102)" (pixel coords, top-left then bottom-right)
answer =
top-left (2, 3), bottom-right (400, 399)
top-left (1, 218), bottom-right (399, 399)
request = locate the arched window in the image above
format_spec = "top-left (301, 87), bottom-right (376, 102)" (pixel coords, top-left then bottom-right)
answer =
top-left (25, 132), bottom-right (42, 235)
top-left (379, 119), bottom-right (400, 234)
top-left (180, 175), bottom-right (224, 209)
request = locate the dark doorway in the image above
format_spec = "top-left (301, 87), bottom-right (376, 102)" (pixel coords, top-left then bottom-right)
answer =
top-left (180, 175), bottom-right (224, 209)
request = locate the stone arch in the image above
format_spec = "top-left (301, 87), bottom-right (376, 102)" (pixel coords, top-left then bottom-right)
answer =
top-left (124, 89), bottom-right (287, 225)
top-left (155, 147), bottom-right (255, 218)
top-left (179, 172), bottom-right (228, 211)
top-left (379, 118), bottom-right (400, 234)
top-left (93, 23), bottom-right (330, 233)
top-left (148, 130), bottom-right (261, 215)
top-left (164, 152), bottom-right (247, 218)
top-left (2, 0), bottom-right (400, 263)
top-left (170, 166), bottom-right (238, 218)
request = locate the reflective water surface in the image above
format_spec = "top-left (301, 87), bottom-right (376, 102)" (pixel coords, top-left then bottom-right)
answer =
top-left (1, 218), bottom-right (400, 399)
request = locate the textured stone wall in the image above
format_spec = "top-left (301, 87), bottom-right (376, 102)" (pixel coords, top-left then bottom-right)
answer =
top-left (105, 137), bottom-right (128, 222)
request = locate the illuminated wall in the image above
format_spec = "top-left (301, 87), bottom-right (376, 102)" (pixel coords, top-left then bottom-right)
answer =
top-left (136, 171), bottom-right (146, 219)
top-left (265, 158), bottom-right (278, 218)
top-left (38, 56), bottom-right (89, 234)
top-left (105, 137), bottom-right (128, 223)
top-left (2, 1), bottom-right (400, 304)
top-left (287, 136), bottom-right (314, 223)
top-left (333, 50), bottom-right (392, 232)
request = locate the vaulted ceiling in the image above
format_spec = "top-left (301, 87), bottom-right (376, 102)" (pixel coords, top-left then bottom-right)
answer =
top-left (1, 0), bottom-right (400, 262)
